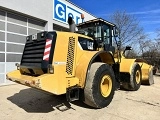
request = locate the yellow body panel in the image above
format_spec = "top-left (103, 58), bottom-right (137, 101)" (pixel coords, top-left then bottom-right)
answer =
top-left (7, 31), bottom-right (115, 95)
top-left (119, 58), bottom-right (135, 73)
top-left (137, 62), bottom-right (152, 81)
top-left (6, 32), bottom-right (80, 95)
top-left (7, 31), bottom-right (116, 94)
top-left (75, 51), bottom-right (99, 87)
top-left (7, 67), bottom-right (79, 95)
top-left (75, 51), bottom-right (115, 88)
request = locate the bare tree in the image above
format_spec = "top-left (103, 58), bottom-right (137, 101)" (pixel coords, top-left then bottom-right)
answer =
top-left (151, 29), bottom-right (160, 66)
top-left (109, 10), bottom-right (160, 64)
top-left (135, 32), bottom-right (150, 57)
top-left (138, 35), bottom-right (159, 65)
top-left (155, 29), bottom-right (160, 52)
top-left (156, 29), bottom-right (160, 38)
top-left (110, 11), bottom-right (142, 46)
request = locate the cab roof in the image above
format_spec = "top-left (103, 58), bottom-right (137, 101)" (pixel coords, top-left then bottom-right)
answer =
top-left (77, 18), bottom-right (116, 27)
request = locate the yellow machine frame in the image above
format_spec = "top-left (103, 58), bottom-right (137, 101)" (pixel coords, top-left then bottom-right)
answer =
top-left (7, 31), bottom-right (115, 95)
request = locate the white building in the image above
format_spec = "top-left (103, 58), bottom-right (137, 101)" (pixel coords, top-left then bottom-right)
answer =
top-left (0, 0), bottom-right (96, 85)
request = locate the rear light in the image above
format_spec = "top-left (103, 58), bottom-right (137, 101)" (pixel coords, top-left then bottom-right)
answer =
top-left (6, 74), bottom-right (9, 80)
top-left (48, 64), bottom-right (54, 74)
top-left (26, 36), bottom-right (29, 41)
top-left (41, 33), bottom-right (45, 37)
top-left (15, 63), bottom-right (20, 70)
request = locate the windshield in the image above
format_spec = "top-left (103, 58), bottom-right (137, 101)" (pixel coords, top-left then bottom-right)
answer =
top-left (77, 24), bottom-right (113, 47)
top-left (78, 26), bottom-right (102, 40)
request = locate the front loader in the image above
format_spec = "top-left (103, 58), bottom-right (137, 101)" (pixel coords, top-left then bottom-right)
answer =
top-left (114, 47), bottom-right (154, 90)
top-left (6, 17), bottom-right (153, 108)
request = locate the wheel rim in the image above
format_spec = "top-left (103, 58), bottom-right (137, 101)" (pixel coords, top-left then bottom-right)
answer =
top-left (100, 75), bottom-right (112, 97)
top-left (135, 70), bottom-right (140, 84)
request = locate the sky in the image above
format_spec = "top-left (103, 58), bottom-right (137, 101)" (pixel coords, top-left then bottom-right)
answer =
top-left (70, 0), bottom-right (160, 39)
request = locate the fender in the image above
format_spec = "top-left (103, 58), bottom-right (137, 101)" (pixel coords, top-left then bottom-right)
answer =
top-left (120, 58), bottom-right (152, 81)
top-left (75, 51), bottom-right (115, 88)
top-left (135, 59), bottom-right (153, 81)
top-left (119, 58), bottom-right (136, 74)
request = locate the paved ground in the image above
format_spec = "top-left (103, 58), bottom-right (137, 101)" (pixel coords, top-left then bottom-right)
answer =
top-left (0, 75), bottom-right (160, 120)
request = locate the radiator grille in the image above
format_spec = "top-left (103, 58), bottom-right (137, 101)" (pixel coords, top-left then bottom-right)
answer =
top-left (21, 40), bottom-right (46, 67)
top-left (66, 37), bottom-right (75, 75)
top-left (20, 32), bottom-right (56, 76)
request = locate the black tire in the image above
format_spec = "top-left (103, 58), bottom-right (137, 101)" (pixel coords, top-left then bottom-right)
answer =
top-left (83, 63), bottom-right (116, 108)
top-left (148, 68), bottom-right (154, 85)
top-left (142, 68), bottom-right (154, 85)
top-left (122, 63), bottom-right (142, 91)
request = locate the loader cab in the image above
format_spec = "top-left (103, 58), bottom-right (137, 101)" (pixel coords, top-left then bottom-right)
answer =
top-left (76, 18), bottom-right (116, 52)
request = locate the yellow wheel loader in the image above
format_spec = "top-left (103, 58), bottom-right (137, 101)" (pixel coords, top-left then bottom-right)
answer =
top-left (114, 47), bottom-right (154, 91)
top-left (6, 17), bottom-right (153, 108)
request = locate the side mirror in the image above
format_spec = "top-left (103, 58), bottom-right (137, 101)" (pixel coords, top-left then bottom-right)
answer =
top-left (125, 46), bottom-right (132, 50)
top-left (123, 46), bottom-right (132, 55)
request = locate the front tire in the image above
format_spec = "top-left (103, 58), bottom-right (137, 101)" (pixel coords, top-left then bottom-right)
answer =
top-left (122, 63), bottom-right (142, 91)
top-left (148, 68), bottom-right (154, 85)
top-left (142, 68), bottom-right (154, 85)
top-left (84, 63), bottom-right (116, 108)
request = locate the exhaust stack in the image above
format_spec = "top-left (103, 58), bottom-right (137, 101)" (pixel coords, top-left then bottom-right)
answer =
top-left (68, 16), bottom-right (76, 32)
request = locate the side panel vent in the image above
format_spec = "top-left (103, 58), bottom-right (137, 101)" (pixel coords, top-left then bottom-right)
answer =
top-left (66, 37), bottom-right (75, 75)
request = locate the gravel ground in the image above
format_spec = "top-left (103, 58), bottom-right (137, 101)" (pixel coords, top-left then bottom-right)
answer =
top-left (0, 75), bottom-right (160, 120)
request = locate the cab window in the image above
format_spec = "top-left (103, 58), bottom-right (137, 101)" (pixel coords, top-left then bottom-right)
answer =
top-left (103, 25), bottom-right (111, 45)
top-left (94, 26), bottom-right (102, 41)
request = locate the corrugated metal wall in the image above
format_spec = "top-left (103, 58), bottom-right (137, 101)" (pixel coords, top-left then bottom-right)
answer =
top-left (0, 9), bottom-right (46, 85)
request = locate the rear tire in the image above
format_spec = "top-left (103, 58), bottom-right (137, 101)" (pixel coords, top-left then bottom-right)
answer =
top-left (122, 63), bottom-right (142, 91)
top-left (84, 63), bottom-right (116, 108)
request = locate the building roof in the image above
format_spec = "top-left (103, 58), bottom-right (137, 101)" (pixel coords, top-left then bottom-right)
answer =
top-left (77, 18), bottom-right (116, 27)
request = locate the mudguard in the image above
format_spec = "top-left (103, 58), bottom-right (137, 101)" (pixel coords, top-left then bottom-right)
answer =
top-left (75, 51), bottom-right (115, 88)
top-left (119, 58), bottom-right (153, 84)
